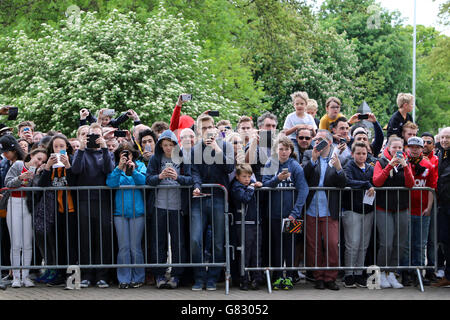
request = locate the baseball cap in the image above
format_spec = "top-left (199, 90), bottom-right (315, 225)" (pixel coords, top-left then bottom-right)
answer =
top-left (0, 123), bottom-right (13, 136)
top-left (0, 135), bottom-right (19, 153)
top-left (407, 136), bottom-right (424, 147)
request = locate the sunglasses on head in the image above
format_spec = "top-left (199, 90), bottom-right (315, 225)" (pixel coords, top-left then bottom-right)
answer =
top-left (297, 136), bottom-right (311, 141)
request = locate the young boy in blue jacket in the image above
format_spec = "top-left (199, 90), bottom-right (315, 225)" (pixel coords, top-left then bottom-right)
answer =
top-left (231, 164), bottom-right (264, 291)
top-left (146, 130), bottom-right (192, 289)
top-left (262, 136), bottom-right (309, 290)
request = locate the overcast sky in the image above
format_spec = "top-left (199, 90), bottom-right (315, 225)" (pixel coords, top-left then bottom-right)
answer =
top-left (309, 0), bottom-right (449, 36)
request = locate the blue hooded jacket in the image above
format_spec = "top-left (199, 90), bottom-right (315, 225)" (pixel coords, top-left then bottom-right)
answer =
top-left (106, 159), bottom-right (147, 218)
top-left (262, 157), bottom-right (309, 219)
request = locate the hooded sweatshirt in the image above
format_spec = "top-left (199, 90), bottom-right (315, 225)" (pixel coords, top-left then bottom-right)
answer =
top-left (71, 147), bottom-right (115, 201)
top-left (146, 130), bottom-right (192, 211)
top-left (262, 157), bottom-right (309, 219)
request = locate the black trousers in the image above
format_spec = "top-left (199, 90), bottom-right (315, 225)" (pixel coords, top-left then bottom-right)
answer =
top-left (78, 200), bottom-right (113, 283)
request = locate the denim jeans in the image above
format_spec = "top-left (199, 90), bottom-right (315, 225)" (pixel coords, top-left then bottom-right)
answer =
top-left (410, 215), bottom-right (431, 267)
top-left (190, 196), bottom-right (225, 284)
top-left (114, 215), bottom-right (145, 284)
top-left (150, 208), bottom-right (186, 278)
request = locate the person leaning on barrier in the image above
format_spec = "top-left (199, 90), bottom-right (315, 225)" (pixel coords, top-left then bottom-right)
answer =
top-left (190, 114), bottom-right (235, 291)
top-left (400, 137), bottom-right (437, 287)
top-left (372, 136), bottom-right (414, 289)
top-left (263, 136), bottom-right (309, 290)
top-left (146, 129), bottom-right (192, 290)
top-left (432, 127), bottom-right (450, 287)
top-left (106, 142), bottom-right (147, 289)
top-left (301, 129), bottom-right (347, 291)
top-left (34, 135), bottom-right (77, 286)
top-left (71, 123), bottom-right (115, 289)
top-left (5, 147), bottom-right (48, 288)
top-left (230, 164), bottom-right (264, 291)
top-left (342, 142), bottom-right (375, 288)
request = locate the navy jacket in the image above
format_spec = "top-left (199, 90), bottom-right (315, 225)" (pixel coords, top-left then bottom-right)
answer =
top-left (231, 180), bottom-right (259, 223)
top-left (190, 139), bottom-right (235, 198)
top-left (301, 148), bottom-right (348, 220)
top-left (343, 159), bottom-right (374, 214)
top-left (262, 157), bottom-right (309, 219)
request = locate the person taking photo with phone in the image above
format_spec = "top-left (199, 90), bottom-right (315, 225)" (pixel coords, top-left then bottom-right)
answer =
top-left (146, 130), bottom-right (192, 289)
top-left (106, 143), bottom-right (147, 289)
top-left (301, 129), bottom-right (347, 291)
top-left (372, 136), bottom-right (414, 289)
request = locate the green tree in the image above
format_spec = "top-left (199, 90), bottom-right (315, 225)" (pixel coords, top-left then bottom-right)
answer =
top-left (319, 0), bottom-right (412, 126)
top-left (0, 9), bottom-right (239, 136)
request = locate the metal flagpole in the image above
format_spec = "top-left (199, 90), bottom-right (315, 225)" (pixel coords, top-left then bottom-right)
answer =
top-left (412, 0), bottom-right (417, 123)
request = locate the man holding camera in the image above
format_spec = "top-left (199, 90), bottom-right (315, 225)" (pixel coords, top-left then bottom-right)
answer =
top-left (79, 108), bottom-right (141, 128)
top-left (72, 123), bottom-right (115, 288)
top-left (302, 129), bottom-right (347, 290)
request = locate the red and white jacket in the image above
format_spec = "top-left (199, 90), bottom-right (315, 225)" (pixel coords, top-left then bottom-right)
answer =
top-left (408, 154), bottom-right (437, 216)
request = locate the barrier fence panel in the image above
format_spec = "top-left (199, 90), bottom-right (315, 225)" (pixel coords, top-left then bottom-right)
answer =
top-left (237, 186), bottom-right (438, 293)
top-left (0, 184), bottom-right (231, 294)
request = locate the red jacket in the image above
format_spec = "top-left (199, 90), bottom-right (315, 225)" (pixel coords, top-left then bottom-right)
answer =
top-left (373, 148), bottom-right (414, 188)
top-left (408, 155), bottom-right (437, 216)
top-left (169, 104), bottom-right (195, 143)
top-left (373, 148), bottom-right (414, 212)
top-left (425, 150), bottom-right (439, 185)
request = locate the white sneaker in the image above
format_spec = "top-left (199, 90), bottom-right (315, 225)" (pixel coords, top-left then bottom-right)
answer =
top-left (380, 272), bottom-right (391, 289)
top-left (297, 271), bottom-right (306, 279)
top-left (387, 272), bottom-right (403, 289)
top-left (11, 278), bottom-right (22, 288)
top-left (22, 277), bottom-right (35, 288)
top-left (436, 270), bottom-right (445, 279)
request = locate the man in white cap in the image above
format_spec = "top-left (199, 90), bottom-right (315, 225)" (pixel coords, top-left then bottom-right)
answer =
top-left (401, 136), bottom-right (437, 286)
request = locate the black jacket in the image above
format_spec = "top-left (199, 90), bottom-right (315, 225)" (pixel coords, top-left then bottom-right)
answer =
top-left (437, 149), bottom-right (450, 206)
top-left (301, 148), bottom-right (347, 220)
top-left (343, 160), bottom-right (374, 214)
top-left (387, 111), bottom-right (413, 139)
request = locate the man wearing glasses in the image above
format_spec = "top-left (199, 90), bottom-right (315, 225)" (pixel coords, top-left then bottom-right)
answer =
top-left (296, 128), bottom-right (313, 164)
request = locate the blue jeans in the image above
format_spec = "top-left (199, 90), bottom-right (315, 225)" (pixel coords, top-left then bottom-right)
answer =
top-left (150, 208), bottom-right (186, 278)
top-left (114, 215), bottom-right (145, 284)
top-left (409, 215), bottom-right (431, 267)
top-left (190, 196), bottom-right (225, 284)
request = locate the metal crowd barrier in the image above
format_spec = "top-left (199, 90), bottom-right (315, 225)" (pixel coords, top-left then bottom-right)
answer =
top-left (0, 184), bottom-right (231, 294)
top-left (237, 186), bottom-right (438, 293)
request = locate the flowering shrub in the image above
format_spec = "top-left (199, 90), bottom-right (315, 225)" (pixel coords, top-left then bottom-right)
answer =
top-left (0, 8), bottom-right (239, 136)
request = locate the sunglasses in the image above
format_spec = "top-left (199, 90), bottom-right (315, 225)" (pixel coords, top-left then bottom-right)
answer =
top-left (297, 136), bottom-right (311, 141)
top-left (424, 141), bottom-right (433, 145)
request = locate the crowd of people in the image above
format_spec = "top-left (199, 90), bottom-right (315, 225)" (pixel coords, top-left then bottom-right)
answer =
top-left (0, 90), bottom-right (448, 294)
